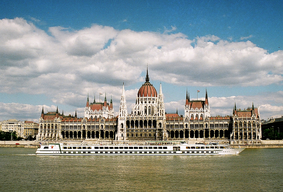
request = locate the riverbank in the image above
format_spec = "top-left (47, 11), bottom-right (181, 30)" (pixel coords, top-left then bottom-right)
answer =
top-left (0, 141), bottom-right (39, 148)
top-left (1, 140), bottom-right (283, 148)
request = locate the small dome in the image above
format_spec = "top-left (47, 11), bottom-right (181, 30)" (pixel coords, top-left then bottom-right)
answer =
top-left (138, 81), bottom-right (157, 97)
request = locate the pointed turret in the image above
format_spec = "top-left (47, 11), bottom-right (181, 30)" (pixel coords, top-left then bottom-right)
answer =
top-left (41, 106), bottom-right (44, 118)
top-left (86, 94), bottom-right (89, 107)
top-left (186, 90), bottom-right (190, 105)
top-left (205, 89), bottom-right (209, 105)
top-left (104, 93), bottom-right (107, 107)
top-left (75, 110), bottom-right (77, 118)
top-left (233, 103), bottom-right (237, 115)
top-left (110, 96), bottom-right (113, 109)
top-left (56, 106), bottom-right (59, 113)
top-left (93, 95), bottom-right (96, 104)
top-left (159, 83), bottom-right (163, 95)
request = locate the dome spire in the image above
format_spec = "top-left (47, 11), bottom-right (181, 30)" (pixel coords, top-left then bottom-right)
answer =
top-left (145, 64), bottom-right (150, 82)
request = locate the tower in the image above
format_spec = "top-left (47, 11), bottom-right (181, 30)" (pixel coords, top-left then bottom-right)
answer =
top-left (117, 83), bottom-right (127, 140)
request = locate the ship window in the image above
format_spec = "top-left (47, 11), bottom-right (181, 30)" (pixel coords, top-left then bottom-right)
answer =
top-left (100, 147), bottom-right (103, 149)
top-left (119, 147), bottom-right (123, 149)
top-left (149, 147), bottom-right (152, 149)
top-left (44, 146), bottom-right (49, 149)
top-left (134, 147), bottom-right (138, 149)
top-left (68, 147), bottom-right (71, 149)
top-left (139, 147), bottom-right (143, 149)
top-left (158, 147), bottom-right (162, 149)
top-left (83, 147), bottom-right (86, 149)
top-left (124, 147), bottom-right (128, 149)
top-left (129, 147), bottom-right (133, 149)
top-left (73, 147), bottom-right (77, 149)
top-left (115, 147), bottom-right (118, 149)
top-left (163, 147), bottom-right (167, 149)
top-left (95, 147), bottom-right (99, 149)
top-left (154, 147), bottom-right (157, 149)
top-left (110, 147), bottom-right (113, 149)
top-left (88, 147), bottom-right (91, 149)
top-left (105, 147), bottom-right (109, 149)
top-left (78, 147), bottom-right (81, 149)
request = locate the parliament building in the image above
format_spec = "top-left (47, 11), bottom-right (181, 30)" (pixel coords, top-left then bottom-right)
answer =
top-left (37, 69), bottom-right (262, 144)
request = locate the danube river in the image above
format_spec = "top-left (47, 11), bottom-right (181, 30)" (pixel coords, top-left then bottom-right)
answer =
top-left (0, 148), bottom-right (283, 192)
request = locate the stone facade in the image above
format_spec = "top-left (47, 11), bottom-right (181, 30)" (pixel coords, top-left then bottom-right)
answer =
top-left (23, 121), bottom-right (39, 139)
top-left (230, 104), bottom-right (262, 144)
top-left (36, 69), bottom-right (262, 144)
top-left (1, 119), bottom-right (24, 138)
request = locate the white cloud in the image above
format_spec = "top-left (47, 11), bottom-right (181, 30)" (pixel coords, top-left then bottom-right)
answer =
top-left (240, 35), bottom-right (253, 40)
top-left (0, 18), bottom-right (282, 120)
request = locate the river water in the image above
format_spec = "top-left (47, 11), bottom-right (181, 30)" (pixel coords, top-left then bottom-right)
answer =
top-left (0, 148), bottom-right (282, 192)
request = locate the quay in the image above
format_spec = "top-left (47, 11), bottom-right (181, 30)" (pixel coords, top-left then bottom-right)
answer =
top-left (1, 140), bottom-right (283, 149)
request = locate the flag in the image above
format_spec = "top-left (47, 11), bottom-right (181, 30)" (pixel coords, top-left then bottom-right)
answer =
top-left (197, 90), bottom-right (200, 92)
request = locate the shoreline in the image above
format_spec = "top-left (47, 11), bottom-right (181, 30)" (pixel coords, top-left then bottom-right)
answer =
top-left (1, 140), bottom-right (283, 149)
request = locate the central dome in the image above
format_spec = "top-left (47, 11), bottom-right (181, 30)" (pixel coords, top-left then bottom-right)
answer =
top-left (137, 68), bottom-right (157, 97)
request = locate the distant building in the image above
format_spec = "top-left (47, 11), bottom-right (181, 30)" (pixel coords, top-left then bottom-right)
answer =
top-left (23, 121), bottom-right (39, 139)
top-left (37, 68), bottom-right (262, 144)
top-left (261, 116), bottom-right (283, 140)
top-left (1, 119), bottom-right (24, 138)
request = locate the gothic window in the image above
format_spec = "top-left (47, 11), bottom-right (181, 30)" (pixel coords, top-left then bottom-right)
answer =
top-left (145, 106), bottom-right (147, 115)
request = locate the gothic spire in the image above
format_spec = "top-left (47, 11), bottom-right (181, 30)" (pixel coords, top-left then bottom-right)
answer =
top-left (159, 83), bottom-right (163, 95)
top-left (205, 89), bottom-right (209, 105)
top-left (145, 65), bottom-right (150, 82)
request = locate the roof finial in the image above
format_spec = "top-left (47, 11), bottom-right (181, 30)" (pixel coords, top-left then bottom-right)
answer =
top-left (145, 64), bottom-right (149, 82)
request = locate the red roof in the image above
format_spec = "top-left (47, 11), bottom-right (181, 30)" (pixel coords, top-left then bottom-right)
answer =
top-left (138, 82), bottom-right (157, 97)
top-left (186, 100), bottom-right (204, 109)
top-left (234, 108), bottom-right (259, 118)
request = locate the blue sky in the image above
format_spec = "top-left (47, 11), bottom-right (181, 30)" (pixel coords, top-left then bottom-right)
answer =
top-left (0, 0), bottom-right (282, 121)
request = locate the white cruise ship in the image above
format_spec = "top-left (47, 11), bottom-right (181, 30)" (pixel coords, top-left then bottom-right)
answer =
top-left (36, 142), bottom-right (245, 156)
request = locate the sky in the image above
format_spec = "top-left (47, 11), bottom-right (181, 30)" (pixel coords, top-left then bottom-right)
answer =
top-left (0, 0), bottom-right (283, 122)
